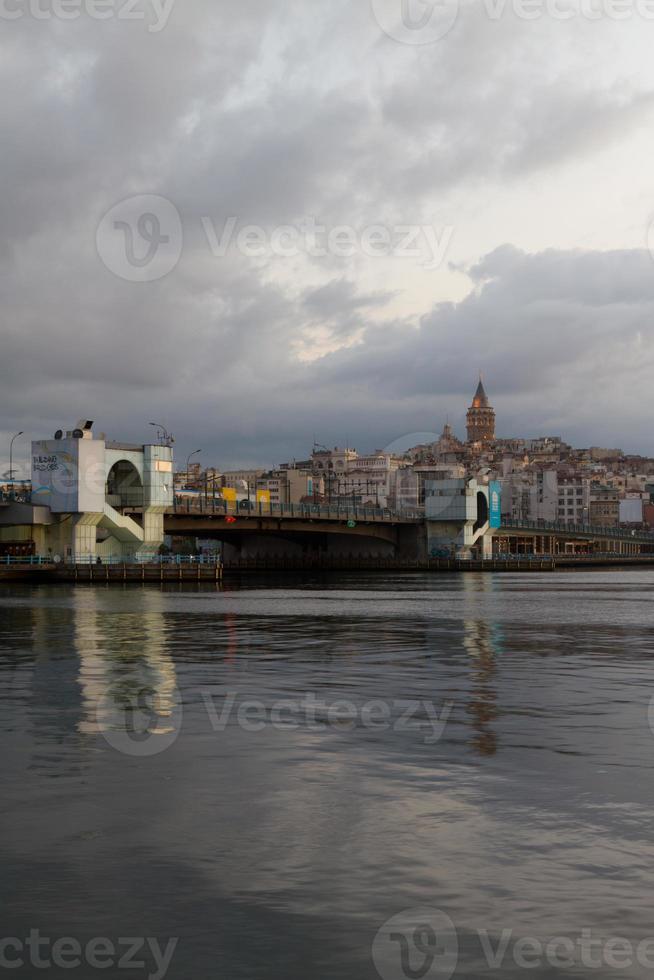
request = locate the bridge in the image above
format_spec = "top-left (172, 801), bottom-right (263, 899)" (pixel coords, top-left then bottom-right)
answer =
top-left (156, 498), bottom-right (654, 562)
top-left (3, 473), bottom-right (654, 565)
top-left (157, 498), bottom-right (425, 561)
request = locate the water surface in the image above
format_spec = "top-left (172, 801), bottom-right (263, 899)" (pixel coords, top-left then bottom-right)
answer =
top-left (2, 571), bottom-right (654, 979)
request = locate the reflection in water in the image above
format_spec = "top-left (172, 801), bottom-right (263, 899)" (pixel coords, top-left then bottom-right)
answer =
top-left (75, 590), bottom-right (179, 739)
top-left (4, 572), bottom-right (654, 980)
top-left (463, 619), bottom-right (502, 756)
top-left (224, 609), bottom-right (238, 664)
top-left (462, 573), bottom-right (501, 756)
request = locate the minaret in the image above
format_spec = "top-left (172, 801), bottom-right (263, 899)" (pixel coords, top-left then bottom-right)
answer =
top-left (466, 376), bottom-right (495, 444)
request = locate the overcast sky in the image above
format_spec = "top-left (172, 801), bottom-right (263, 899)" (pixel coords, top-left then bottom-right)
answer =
top-left (2, 0), bottom-right (654, 474)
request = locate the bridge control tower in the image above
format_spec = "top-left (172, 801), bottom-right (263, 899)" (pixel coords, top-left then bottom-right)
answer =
top-left (425, 478), bottom-right (501, 558)
top-left (28, 421), bottom-right (173, 560)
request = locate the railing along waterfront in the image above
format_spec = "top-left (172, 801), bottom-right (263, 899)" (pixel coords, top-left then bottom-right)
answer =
top-left (1, 554), bottom-right (221, 567)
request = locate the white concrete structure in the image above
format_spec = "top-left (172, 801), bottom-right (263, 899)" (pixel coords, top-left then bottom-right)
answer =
top-left (425, 478), bottom-right (496, 558)
top-left (29, 421), bottom-right (173, 560)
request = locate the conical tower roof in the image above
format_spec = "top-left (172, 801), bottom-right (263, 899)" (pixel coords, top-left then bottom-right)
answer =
top-left (471, 376), bottom-right (489, 408)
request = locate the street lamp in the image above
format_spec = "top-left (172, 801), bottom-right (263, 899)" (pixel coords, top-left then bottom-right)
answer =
top-left (186, 449), bottom-right (201, 486)
top-left (9, 431), bottom-right (24, 488)
top-left (149, 421), bottom-right (174, 447)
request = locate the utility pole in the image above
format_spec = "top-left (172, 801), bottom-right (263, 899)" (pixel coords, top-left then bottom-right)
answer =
top-left (9, 431), bottom-right (24, 492)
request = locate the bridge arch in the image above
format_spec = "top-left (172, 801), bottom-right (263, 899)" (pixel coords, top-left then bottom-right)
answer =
top-left (106, 460), bottom-right (144, 509)
top-left (474, 491), bottom-right (489, 532)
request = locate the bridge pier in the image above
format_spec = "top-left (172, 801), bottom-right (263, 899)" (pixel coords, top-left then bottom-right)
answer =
top-left (396, 524), bottom-right (428, 562)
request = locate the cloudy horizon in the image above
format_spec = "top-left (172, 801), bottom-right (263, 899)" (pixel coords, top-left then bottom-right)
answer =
top-left (2, 0), bottom-right (654, 474)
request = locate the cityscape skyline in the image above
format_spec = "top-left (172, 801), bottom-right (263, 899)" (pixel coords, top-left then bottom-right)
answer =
top-left (3, 369), bottom-right (653, 478)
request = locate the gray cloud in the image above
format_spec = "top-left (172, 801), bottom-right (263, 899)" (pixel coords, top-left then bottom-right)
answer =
top-left (1, 1), bottom-right (653, 472)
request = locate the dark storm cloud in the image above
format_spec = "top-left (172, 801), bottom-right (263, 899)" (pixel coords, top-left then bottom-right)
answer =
top-left (305, 246), bottom-right (654, 452)
top-left (1, 1), bottom-right (653, 471)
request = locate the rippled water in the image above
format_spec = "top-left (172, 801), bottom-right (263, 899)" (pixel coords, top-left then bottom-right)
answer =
top-left (2, 571), bottom-right (654, 979)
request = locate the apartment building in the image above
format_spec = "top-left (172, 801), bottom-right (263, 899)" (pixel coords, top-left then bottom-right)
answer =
top-left (589, 485), bottom-right (620, 527)
top-left (557, 473), bottom-right (590, 524)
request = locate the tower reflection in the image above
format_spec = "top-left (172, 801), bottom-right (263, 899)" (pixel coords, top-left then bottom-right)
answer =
top-left (461, 576), bottom-right (503, 756)
top-left (75, 590), bottom-right (179, 743)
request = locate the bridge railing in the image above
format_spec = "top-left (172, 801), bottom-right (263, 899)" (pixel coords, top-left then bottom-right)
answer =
top-left (490, 550), bottom-right (636, 560)
top-left (171, 496), bottom-right (422, 522)
top-left (499, 517), bottom-right (654, 543)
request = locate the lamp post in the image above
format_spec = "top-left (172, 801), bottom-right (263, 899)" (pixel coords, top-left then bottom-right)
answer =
top-left (9, 431), bottom-right (24, 491)
top-left (149, 421), bottom-right (174, 447)
top-left (186, 449), bottom-right (201, 487)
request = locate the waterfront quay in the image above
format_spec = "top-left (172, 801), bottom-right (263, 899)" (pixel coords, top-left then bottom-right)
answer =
top-left (0, 555), bottom-right (222, 584)
top-left (3, 550), bottom-right (654, 584)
